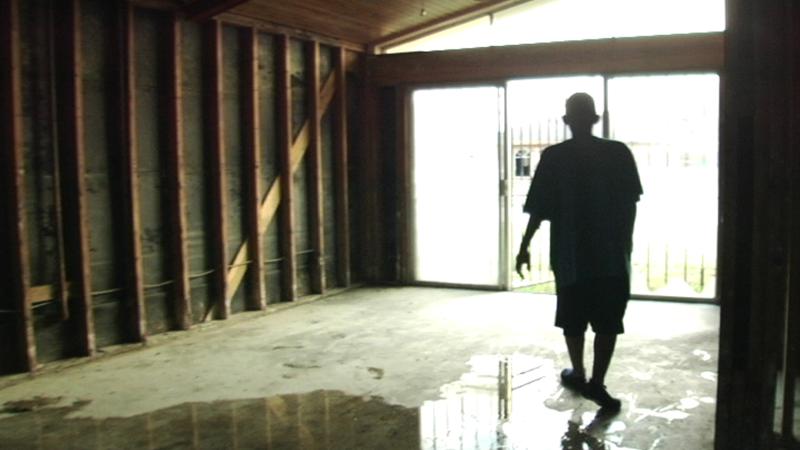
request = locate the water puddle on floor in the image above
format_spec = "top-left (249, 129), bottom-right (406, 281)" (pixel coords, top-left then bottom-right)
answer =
top-left (0, 354), bottom-right (712, 449)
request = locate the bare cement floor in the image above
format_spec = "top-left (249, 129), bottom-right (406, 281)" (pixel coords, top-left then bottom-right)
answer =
top-left (0, 287), bottom-right (719, 449)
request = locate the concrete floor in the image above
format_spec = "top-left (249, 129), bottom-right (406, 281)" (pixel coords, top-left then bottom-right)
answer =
top-left (0, 287), bottom-right (720, 449)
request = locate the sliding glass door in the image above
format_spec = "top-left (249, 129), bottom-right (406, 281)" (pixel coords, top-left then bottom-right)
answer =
top-left (411, 86), bottom-right (506, 288)
top-left (410, 74), bottom-right (719, 299)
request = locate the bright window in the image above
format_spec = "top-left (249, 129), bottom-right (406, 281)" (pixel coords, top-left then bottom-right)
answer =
top-left (386, 0), bottom-right (725, 54)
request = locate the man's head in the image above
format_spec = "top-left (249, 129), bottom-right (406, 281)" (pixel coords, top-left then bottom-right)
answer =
top-left (563, 92), bottom-right (600, 136)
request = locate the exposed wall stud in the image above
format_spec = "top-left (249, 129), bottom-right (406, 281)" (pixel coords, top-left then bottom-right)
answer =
top-left (224, 72), bottom-right (336, 305)
top-left (117, 0), bottom-right (147, 342)
top-left (242, 27), bottom-right (267, 310)
top-left (166, 14), bottom-right (193, 329)
top-left (206, 20), bottom-right (230, 319)
top-left (0, 0), bottom-right (37, 372)
top-left (306, 40), bottom-right (325, 294)
top-left (334, 47), bottom-right (351, 286)
top-left (55, 0), bottom-right (96, 356)
top-left (277, 35), bottom-right (296, 301)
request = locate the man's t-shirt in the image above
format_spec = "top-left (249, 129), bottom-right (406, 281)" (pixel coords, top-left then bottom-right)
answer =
top-left (523, 136), bottom-right (643, 288)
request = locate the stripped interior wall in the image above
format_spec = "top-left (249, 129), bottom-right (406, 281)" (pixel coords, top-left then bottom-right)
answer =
top-left (0, 0), bottom-right (362, 374)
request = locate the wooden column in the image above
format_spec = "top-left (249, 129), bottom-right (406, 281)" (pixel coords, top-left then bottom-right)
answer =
top-left (205, 21), bottom-right (230, 318)
top-left (333, 48), bottom-right (351, 287)
top-left (55, 0), bottom-right (95, 356)
top-left (166, 15), bottom-right (192, 329)
top-left (277, 35), bottom-right (296, 301)
top-left (306, 41), bottom-right (325, 294)
top-left (0, 0), bottom-right (36, 372)
top-left (117, 1), bottom-right (146, 342)
top-left (243, 27), bottom-right (266, 310)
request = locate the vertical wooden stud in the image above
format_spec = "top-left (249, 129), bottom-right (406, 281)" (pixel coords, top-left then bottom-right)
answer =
top-left (117, 1), bottom-right (146, 342)
top-left (206, 20), bottom-right (230, 318)
top-left (333, 47), bottom-right (351, 286)
top-left (277, 35), bottom-right (296, 301)
top-left (46, 3), bottom-right (70, 321)
top-left (396, 87), bottom-right (411, 283)
top-left (243, 27), bottom-right (266, 310)
top-left (0, 0), bottom-right (37, 372)
top-left (306, 41), bottom-right (325, 294)
top-left (55, 0), bottom-right (96, 356)
top-left (166, 15), bottom-right (192, 328)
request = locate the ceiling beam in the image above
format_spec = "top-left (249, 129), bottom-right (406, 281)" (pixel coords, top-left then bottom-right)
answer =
top-left (184, 0), bottom-right (250, 21)
top-left (370, 0), bottom-right (534, 53)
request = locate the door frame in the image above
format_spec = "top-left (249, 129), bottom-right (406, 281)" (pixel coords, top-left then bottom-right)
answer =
top-left (401, 82), bottom-right (511, 290)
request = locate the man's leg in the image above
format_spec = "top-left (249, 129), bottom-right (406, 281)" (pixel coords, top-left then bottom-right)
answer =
top-left (565, 334), bottom-right (586, 378)
top-left (590, 334), bottom-right (617, 385)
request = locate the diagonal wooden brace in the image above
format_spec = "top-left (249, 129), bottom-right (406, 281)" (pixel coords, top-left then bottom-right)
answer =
top-left (207, 71), bottom-right (337, 317)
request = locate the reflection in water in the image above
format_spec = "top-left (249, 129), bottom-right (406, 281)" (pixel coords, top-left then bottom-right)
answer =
top-left (0, 391), bottom-right (420, 450)
top-left (0, 354), bottom-right (714, 450)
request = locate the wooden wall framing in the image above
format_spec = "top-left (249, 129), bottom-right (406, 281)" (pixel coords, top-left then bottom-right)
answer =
top-left (205, 20), bottom-right (230, 319)
top-left (166, 14), bottom-right (193, 330)
top-left (54, 0), bottom-right (96, 357)
top-left (4, 1), bottom-right (358, 374)
top-left (243, 27), bottom-right (267, 310)
top-left (0, 0), bottom-right (36, 373)
top-left (306, 41), bottom-right (326, 294)
top-left (116, 0), bottom-right (147, 343)
top-left (276, 35), bottom-right (297, 302)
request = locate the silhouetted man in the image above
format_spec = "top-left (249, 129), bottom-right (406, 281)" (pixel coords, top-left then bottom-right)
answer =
top-left (516, 93), bottom-right (642, 412)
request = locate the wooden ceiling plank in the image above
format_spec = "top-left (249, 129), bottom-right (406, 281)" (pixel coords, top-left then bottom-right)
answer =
top-left (371, 0), bottom-right (534, 52)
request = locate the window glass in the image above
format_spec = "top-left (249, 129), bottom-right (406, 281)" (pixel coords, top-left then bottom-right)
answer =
top-left (387, 0), bottom-right (724, 54)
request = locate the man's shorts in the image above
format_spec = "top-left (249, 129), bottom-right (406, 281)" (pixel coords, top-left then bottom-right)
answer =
top-left (555, 276), bottom-right (630, 336)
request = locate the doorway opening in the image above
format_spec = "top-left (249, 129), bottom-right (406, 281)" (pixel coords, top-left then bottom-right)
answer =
top-left (411, 73), bottom-right (720, 302)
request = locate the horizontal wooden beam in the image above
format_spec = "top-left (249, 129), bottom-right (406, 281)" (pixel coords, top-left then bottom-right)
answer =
top-left (368, 32), bottom-right (724, 86)
top-left (371, 0), bottom-right (533, 53)
top-left (184, 0), bottom-right (250, 22)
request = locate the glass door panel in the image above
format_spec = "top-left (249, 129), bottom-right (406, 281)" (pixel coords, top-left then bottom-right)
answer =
top-left (412, 87), bottom-right (504, 287)
top-left (506, 76), bottom-right (605, 291)
top-left (608, 74), bottom-right (719, 299)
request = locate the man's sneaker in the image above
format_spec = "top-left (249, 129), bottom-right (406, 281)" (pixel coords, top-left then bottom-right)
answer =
top-left (560, 368), bottom-right (587, 392)
top-left (584, 381), bottom-right (622, 412)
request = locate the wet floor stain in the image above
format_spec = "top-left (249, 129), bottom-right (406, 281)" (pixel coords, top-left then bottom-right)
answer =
top-left (368, 367), bottom-right (385, 380)
top-left (0, 354), bottom-right (715, 450)
top-left (0, 391), bottom-right (419, 450)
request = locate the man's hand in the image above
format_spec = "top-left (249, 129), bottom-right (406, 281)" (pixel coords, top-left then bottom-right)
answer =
top-left (516, 249), bottom-right (531, 278)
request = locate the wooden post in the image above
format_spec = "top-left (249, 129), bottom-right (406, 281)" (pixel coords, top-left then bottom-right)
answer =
top-left (306, 41), bottom-right (325, 294)
top-left (55, 0), bottom-right (96, 356)
top-left (206, 20), bottom-right (230, 318)
top-left (166, 14), bottom-right (193, 329)
top-left (277, 35), bottom-right (296, 301)
top-left (333, 47), bottom-right (351, 287)
top-left (117, 0), bottom-right (147, 342)
top-left (243, 27), bottom-right (267, 310)
top-left (45, 3), bottom-right (70, 322)
top-left (0, 0), bottom-right (37, 372)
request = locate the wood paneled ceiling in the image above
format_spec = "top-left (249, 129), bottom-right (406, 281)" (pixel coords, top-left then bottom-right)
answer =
top-left (154, 0), bottom-right (533, 49)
